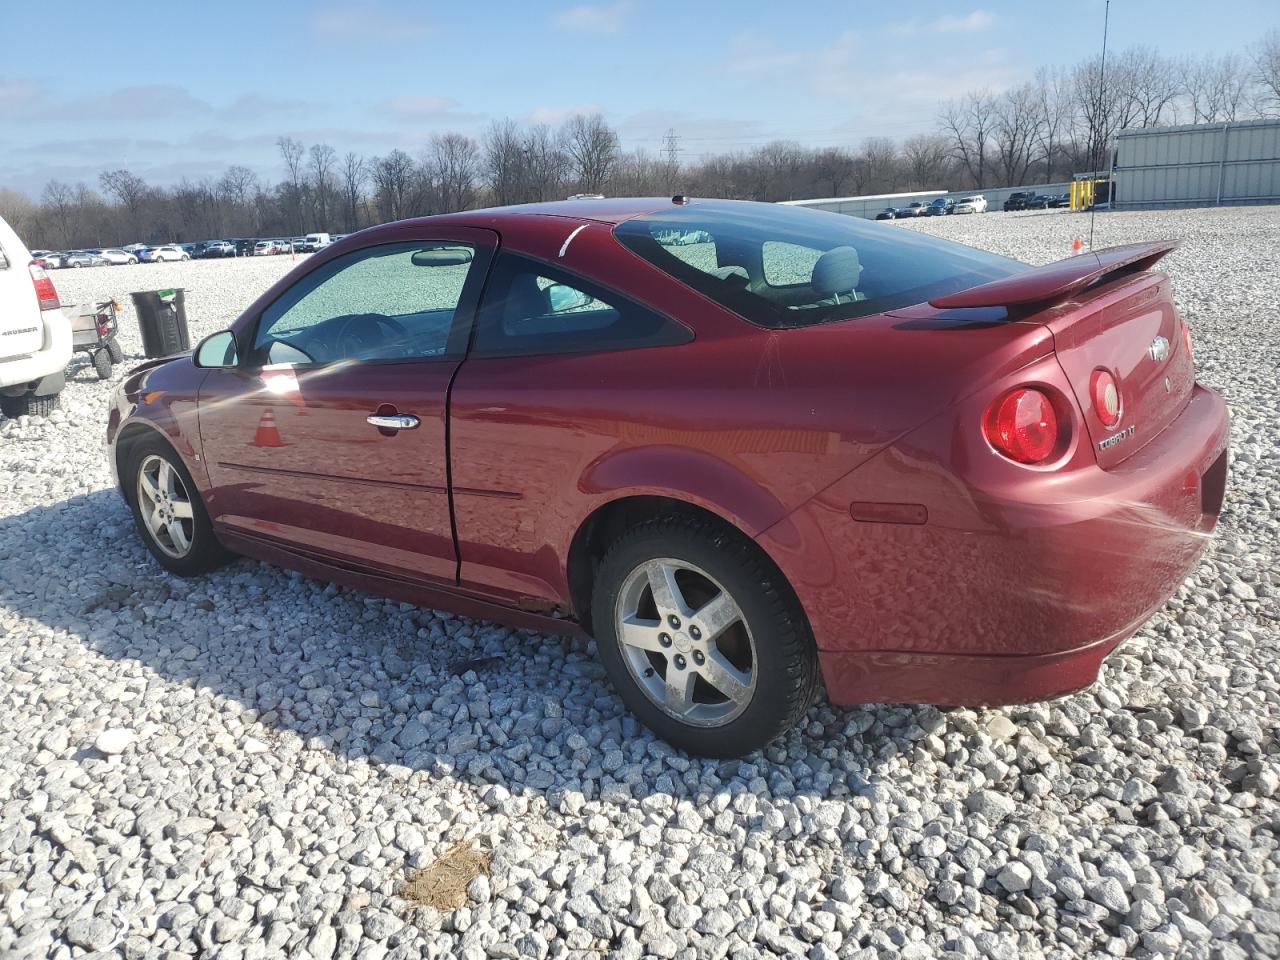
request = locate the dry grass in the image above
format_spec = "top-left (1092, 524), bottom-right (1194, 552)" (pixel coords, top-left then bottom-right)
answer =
top-left (400, 843), bottom-right (491, 911)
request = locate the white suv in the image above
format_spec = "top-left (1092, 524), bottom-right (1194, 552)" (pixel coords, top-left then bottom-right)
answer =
top-left (952, 195), bottom-right (988, 214)
top-left (0, 214), bottom-right (72, 418)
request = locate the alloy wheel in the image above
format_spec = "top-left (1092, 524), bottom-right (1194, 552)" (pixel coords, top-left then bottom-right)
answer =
top-left (136, 454), bottom-right (195, 558)
top-left (614, 558), bottom-right (758, 727)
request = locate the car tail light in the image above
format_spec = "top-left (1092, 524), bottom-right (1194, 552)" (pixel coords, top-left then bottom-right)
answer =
top-left (1182, 320), bottom-right (1193, 362)
top-left (1089, 369), bottom-right (1121, 427)
top-left (29, 261), bottom-right (60, 311)
top-left (983, 387), bottom-right (1060, 464)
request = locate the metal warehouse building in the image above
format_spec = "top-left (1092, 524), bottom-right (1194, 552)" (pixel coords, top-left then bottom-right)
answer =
top-left (1113, 118), bottom-right (1280, 209)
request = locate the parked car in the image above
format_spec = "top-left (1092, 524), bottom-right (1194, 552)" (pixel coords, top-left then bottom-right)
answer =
top-left (926, 198), bottom-right (955, 216)
top-left (233, 239), bottom-right (257, 257)
top-left (199, 241), bottom-right (237, 259)
top-left (106, 197), bottom-right (1228, 756)
top-left (98, 247), bottom-right (139, 265)
top-left (31, 250), bottom-right (64, 269)
top-left (952, 195), bottom-right (987, 214)
top-left (304, 232), bottom-right (332, 251)
top-left (898, 201), bottom-right (929, 218)
top-left (873, 208), bottom-right (896, 221)
top-left (0, 214), bottom-right (71, 417)
top-left (254, 240), bottom-right (288, 256)
top-left (63, 250), bottom-right (110, 268)
top-left (1003, 192), bottom-right (1034, 211)
top-left (141, 245), bottom-right (189, 263)
top-left (1025, 195), bottom-right (1051, 210)
top-left (1047, 194), bottom-right (1070, 208)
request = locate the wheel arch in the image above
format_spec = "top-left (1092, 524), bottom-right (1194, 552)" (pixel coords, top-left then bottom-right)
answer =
top-left (566, 493), bottom-right (805, 637)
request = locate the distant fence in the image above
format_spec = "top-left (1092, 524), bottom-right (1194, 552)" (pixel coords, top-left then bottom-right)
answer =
top-left (782, 182), bottom-right (1075, 219)
top-left (1114, 119), bottom-right (1280, 209)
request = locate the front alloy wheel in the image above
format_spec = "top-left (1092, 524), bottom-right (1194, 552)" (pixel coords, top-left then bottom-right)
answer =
top-left (136, 453), bottom-right (195, 558)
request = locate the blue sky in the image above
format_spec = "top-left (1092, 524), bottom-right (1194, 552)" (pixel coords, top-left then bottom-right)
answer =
top-left (2, 1), bottom-right (1274, 195)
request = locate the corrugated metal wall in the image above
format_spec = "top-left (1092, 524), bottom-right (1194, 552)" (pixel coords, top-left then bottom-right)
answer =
top-left (783, 182), bottom-right (1074, 219)
top-left (1114, 119), bottom-right (1280, 208)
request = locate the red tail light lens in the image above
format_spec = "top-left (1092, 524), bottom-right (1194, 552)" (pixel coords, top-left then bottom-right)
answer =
top-left (29, 261), bottom-right (60, 311)
top-left (1182, 320), bottom-right (1193, 361)
top-left (1089, 369), bottom-right (1121, 427)
top-left (984, 387), bottom-right (1060, 464)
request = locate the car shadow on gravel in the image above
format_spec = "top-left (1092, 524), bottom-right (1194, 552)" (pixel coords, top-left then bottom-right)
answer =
top-left (1, 490), bottom-right (941, 805)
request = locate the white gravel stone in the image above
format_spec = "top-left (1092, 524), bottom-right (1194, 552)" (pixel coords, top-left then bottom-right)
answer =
top-left (93, 727), bottom-right (134, 754)
top-left (0, 210), bottom-right (1276, 959)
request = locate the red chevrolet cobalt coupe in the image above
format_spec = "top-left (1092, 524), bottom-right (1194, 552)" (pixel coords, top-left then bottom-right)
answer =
top-left (107, 198), bottom-right (1229, 756)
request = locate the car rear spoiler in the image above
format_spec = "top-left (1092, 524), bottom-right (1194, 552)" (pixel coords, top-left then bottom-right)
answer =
top-left (929, 240), bottom-right (1180, 310)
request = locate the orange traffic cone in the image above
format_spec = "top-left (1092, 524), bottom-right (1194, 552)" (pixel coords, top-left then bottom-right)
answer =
top-left (252, 409), bottom-right (286, 447)
top-left (1070, 237), bottom-right (1084, 256)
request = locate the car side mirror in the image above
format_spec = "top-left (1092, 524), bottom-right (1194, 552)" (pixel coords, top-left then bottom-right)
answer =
top-left (194, 330), bottom-right (239, 368)
top-left (546, 283), bottom-right (592, 313)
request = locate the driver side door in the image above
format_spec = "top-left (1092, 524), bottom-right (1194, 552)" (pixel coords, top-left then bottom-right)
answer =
top-left (198, 230), bottom-right (494, 584)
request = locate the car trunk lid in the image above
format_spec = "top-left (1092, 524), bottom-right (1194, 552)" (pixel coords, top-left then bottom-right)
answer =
top-left (927, 241), bottom-right (1191, 469)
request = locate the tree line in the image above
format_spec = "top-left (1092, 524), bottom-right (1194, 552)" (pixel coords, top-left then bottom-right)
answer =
top-left (3, 32), bottom-right (1278, 249)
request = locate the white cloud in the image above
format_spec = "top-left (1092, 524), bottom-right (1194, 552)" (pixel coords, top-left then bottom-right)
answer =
top-left (526, 104), bottom-right (602, 125)
top-left (381, 95), bottom-right (462, 119)
top-left (888, 9), bottom-right (995, 36)
top-left (934, 10), bottom-right (995, 33)
top-left (311, 2), bottom-right (430, 45)
top-left (553, 2), bottom-right (632, 34)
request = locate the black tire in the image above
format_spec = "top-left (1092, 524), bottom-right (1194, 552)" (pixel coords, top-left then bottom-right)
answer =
top-left (125, 433), bottom-right (233, 576)
top-left (93, 348), bottom-right (113, 380)
top-left (105, 336), bottom-right (125, 364)
top-left (0, 392), bottom-right (58, 419)
top-left (73, 262), bottom-right (83, 268)
top-left (590, 516), bottom-right (819, 757)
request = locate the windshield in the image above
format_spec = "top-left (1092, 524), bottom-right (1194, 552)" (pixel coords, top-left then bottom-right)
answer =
top-left (613, 201), bottom-right (1025, 328)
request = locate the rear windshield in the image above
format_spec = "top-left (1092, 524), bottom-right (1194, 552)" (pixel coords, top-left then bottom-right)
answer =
top-left (613, 202), bottom-right (1025, 328)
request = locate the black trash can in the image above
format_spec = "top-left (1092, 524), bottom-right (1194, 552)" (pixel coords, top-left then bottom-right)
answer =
top-left (130, 288), bottom-right (190, 358)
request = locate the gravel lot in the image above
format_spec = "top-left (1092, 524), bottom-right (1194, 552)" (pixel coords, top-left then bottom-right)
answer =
top-left (1, 209), bottom-right (1276, 960)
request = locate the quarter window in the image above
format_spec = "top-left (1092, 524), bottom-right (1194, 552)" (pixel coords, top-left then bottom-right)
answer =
top-left (472, 253), bottom-right (689, 356)
top-left (253, 241), bottom-right (477, 365)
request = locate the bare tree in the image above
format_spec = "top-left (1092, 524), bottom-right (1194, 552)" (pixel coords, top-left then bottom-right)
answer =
top-left (277, 136), bottom-right (306, 232)
top-left (370, 150), bottom-right (416, 222)
top-left (424, 133), bottom-right (480, 214)
top-left (812, 147), bottom-right (857, 196)
top-left (1118, 47), bottom-right (1180, 127)
top-left (98, 169), bottom-right (149, 237)
top-left (1181, 53), bottom-right (1253, 123)
top-left (0, 188), bottom-right (36, 238)
top-left (1253, 29), bottom-right (1280, 116)
top-left (1032, 66), bottom-right (1074, 182)
top-left (482, 118), bottom-right (525, 206)
top-left (993, 82), bottom-right (1042, 186)
top-left (521, 124), bottom-right (570, 201)
top-left (900, 134), bottom-right (949, 189)
top-left (308, 144), bottom-right (337, 228)
top-left (340, 152), bottom-right (366, 231)
top-left (938, 91), bottom-right (997, 188)
top-left (562, 113), bottom-right (619, 194)
top-left (40, 180), bottom-right (76, 247)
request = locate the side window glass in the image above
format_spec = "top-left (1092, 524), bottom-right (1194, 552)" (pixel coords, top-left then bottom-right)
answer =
top-left (762, 240), bottom-right (822, 287)
top-left (473, 253), bottom-right (689, 357)
top-left (253, 242), bottom-right (475, 365)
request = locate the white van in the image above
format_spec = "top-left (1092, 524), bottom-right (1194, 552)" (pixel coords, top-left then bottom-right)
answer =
top-left (0, 215), bottom-right (72, 418)
top-left (304, 233), bottom-right (331, 250)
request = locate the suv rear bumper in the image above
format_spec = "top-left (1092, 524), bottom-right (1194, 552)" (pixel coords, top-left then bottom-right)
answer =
top-left (0, 308), bottom-right (71, 395)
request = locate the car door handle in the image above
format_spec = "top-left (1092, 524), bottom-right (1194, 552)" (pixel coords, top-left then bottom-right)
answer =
top-left (366, 414), bottom-right (420, 430)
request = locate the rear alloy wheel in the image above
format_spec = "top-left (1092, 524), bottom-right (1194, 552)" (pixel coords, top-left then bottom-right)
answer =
top-left (127, 437), bottom-right (232, 576)
top-left (592, 517), bottom-right (819, 757)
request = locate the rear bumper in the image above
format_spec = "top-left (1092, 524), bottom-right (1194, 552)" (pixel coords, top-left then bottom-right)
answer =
top-left (0, 308), bottom-right (71, 394)
top-left (760, 383), bottom-right (1230, 707)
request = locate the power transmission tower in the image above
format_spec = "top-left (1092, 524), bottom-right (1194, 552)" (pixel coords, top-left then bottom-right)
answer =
top-left (662, 128), bottom-right (681, 192)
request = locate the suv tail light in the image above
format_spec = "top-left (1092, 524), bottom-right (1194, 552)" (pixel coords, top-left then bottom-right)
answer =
top-left (983, 387), bottom-right (1061, 464)
top-left (29, 261), bottom-right (60, 311)
top-left (1089, 369), bottom-right (1121, 427)
top-left (1182, 319), bottom-right (1193, 362)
